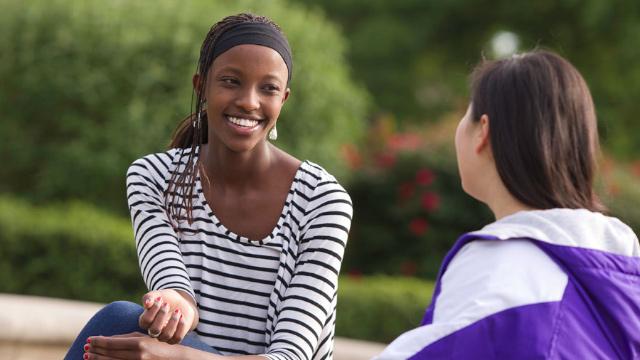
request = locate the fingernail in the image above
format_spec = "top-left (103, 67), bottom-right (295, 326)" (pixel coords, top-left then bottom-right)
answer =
top-left (174, 308), bottom-right (180, 314)
top-left (84, 344), bottom-right (90, 351)
top-left (84, 354), bottom-right (89, 360)
top-left (86, 337), bottom-right (91, 343)
top-left (162, 303), bottom-right (170, 312)
top-left (155, 296), bottom-right (162, 302)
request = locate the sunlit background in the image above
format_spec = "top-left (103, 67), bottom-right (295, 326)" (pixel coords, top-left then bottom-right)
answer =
top-left (1, 0), bottom-right (639, 346)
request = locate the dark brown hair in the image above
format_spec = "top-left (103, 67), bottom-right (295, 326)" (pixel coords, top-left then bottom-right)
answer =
top-left (166, 13), bottom-right (286, 227)
top-left (470, 50), bottom-right (605, 212)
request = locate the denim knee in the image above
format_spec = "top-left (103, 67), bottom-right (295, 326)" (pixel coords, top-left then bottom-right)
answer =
top-left (64, 301), bottom-right (145, 360)
top-left (101, 301), bottom-right (143, 316)
top-left (93, 301), bottom-right (144, 329)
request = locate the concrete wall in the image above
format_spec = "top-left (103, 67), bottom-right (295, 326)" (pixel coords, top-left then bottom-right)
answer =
top-left (0, 294), bottom-right (386, 360)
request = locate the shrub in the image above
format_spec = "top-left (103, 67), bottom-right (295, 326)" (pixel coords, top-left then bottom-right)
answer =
top-left (0, 195), bottom-right (145, 302)
top-left (0, 0), bottom-right (368, 213)
top-left (336, 276), bottom-right (434, 343)
top-left (343, 115), bottom-right (493, 279)
top-left (600, 159), bottom-right (640, 232)
top-left (342, 115), bottom-right (640, 279)
top-left (0, 196), bottom-right (434, 343)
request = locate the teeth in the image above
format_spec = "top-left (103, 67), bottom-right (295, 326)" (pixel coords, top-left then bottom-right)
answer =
top-left (227, 116), bottom-right (259, 128)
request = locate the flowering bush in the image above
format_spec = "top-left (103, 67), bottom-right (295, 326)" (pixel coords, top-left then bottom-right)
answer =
top-left (343, 115), bottom-right (493, 278)
top-left (343, 115), bottom-right (640, 279)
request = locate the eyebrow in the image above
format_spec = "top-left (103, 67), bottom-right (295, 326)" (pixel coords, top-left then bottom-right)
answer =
top-left (262, 74), bottom-right (286, 84)
top-left (213, 66), bottom-right (286, 84)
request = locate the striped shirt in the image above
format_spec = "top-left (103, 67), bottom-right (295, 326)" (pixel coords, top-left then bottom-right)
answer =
top-left (126, 147), bottom-right (352, 360)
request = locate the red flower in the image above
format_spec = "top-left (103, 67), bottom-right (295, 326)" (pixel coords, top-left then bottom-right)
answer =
top-left (340, 144), bottom-right (363, 170)
top-left (387, 133), bottom-right (422, 152)
top-left (632, 161), bottom-right (640, 178)
top-left (400, 260), bottom-right (418, 277)
top-left (409, 218), bottom-right (429, 236)
top-left (415, 168), bottom-right (435, 186)
top-left (375, 152), bottom-right (397, 169)
top-left (397, 182), bottom-right (416, 201)
top-left (420, 192), bottom-right (440, 212)
top-left (347, 269), bottom-right (363, 280)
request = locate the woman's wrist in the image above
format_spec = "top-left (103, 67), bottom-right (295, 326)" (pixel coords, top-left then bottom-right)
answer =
top-left (170, 289), bottom-right (200, 329)
top-left (180, 345), bottom-right (223, 360)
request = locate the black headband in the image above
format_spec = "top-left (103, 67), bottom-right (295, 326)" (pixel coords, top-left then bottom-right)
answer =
top-left (212, 22), bottom-right (293, 83)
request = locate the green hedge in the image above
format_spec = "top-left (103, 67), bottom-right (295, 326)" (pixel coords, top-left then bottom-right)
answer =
top-left (0, 196), bottom-right (145, 302)
top-left (601, 162), bottom-right (640, 233)
top-left (336, 276), bottom-right (433, 343)
top-left (0, 196), bottom-right (432, 343)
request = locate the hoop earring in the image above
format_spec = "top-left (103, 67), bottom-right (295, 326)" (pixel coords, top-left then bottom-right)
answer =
top-left (268, 125), bottom-right (278, 141)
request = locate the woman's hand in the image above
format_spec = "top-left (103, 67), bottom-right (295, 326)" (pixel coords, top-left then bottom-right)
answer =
top-left (84, 332), bottom-right (188, 360)
top-left (138, 289), bottom-right (198, 344)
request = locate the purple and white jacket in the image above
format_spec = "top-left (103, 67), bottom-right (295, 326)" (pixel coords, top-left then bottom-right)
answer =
top-left (375, 209), bottom-right (640, 359)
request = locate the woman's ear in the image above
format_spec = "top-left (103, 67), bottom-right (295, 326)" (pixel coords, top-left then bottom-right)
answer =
top-left (475, 114), bottom-right (491, 154)
top-left (192, 74), bottom-right (202, 95)
top-left (282, 88), bottom-right (291, 104)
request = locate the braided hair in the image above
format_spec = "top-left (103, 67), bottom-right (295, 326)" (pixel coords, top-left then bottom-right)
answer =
top-left (166, 13), bottom-right (286, 228)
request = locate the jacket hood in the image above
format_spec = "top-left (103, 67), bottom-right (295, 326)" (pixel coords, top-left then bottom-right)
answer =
top-left (469, 208), bottom-right (639, 257)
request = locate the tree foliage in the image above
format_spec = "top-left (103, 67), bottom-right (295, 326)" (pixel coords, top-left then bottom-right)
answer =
top-left (0, 0), bottom-right (368, 212)
top-left (296, 0), bottom-right (640, 157)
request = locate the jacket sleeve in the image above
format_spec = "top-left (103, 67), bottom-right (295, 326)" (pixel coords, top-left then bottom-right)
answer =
top-left (374, 239), bottom-right (568, 359)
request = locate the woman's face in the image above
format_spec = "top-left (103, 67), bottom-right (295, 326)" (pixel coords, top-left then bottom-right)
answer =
top-left (204, 44), bottom-right (290, 153)
top-left (455, 104), bottom-right (482, 198)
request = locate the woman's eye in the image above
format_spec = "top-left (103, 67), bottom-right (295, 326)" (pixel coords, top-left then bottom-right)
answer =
top-left (220, 78), bottom-right (239, 86)
top-left (263, 84), bottom-right (280, 93)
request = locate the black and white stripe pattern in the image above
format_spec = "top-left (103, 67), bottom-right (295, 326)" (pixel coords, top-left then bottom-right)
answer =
top-left (126, 148), bottom-right (352, 360)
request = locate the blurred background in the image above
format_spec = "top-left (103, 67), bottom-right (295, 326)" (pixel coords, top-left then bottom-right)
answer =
top-left (1, 0), bottom-right (639, 344)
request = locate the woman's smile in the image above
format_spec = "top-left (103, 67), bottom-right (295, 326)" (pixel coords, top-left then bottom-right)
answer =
top-left (225, 114), bottom-right (265, 135)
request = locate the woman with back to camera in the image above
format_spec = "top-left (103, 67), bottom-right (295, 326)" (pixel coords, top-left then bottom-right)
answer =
top-left (376, 50), bottom-right (640, 359)
top-left (66, 13), bottom-right (353, 360)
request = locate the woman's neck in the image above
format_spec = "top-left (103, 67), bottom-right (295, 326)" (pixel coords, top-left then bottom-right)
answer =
top-left (200, 140), bottom-right (275, 190)
top-left (483, 184), bottom-right (536, 221)
top-left (489, 198), bottom-right (534, 220)
top-left (476, 170), bottom-right (536, 220)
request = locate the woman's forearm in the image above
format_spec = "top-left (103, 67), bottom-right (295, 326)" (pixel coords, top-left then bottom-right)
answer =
top-left (182, 347), bottom-right (268, 360)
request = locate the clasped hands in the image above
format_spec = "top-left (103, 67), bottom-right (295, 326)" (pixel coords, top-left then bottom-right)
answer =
top-left (138, 289), bottom-right (196, 343)
top-left (83, 289), bottom-right (198, 360)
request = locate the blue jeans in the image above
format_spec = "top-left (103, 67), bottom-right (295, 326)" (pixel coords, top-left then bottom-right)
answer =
top-left (65, 301), bottom-right (220, 359)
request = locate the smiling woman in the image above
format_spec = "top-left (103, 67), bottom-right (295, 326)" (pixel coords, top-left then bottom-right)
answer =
top-left (200, 44), bottom-right (290, 155)
top-left (65, 13), bottom-right (353, 360)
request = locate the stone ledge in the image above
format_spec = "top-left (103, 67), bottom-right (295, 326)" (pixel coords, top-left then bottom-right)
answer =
top-left (0, 294), bottom-right (386, 360)
top-left (0, 293), bottom-right (103, 344)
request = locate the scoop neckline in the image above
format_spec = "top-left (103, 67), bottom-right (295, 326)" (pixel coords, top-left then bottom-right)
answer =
top-left (195, 159), bottom-right (308, 245)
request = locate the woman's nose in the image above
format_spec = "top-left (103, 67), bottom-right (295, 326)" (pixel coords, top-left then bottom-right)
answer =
top-left (235, 87), bottom-right (260, 112)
